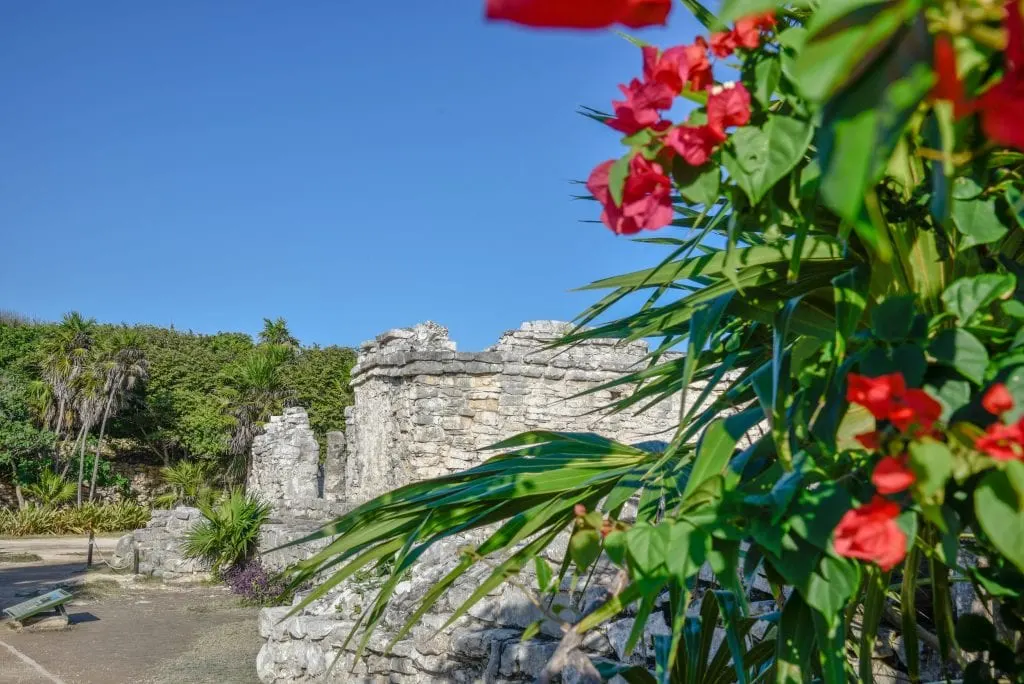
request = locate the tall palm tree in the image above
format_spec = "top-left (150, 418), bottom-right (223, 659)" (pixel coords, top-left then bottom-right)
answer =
top-left (88, 328), bottom-right (149, 502)
top-left (71, 366), bottom-right (104, 506)
top-left (37, 312), bottom-right (94, 468)
top-left (225, 345), bottom-right (292, 482)
top-left (258, 317), bottom-right (299, 351)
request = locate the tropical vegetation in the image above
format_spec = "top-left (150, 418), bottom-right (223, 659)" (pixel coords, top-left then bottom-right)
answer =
top-left (283, 0), bottom-right (1024, 682)
top-left (0, 312), bottom-right (356, 510)
top-left (182, 489), bottom-right (272, 574)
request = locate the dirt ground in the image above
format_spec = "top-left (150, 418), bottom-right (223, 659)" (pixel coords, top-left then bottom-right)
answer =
top-left (0, 536), bottom-right (262, 684)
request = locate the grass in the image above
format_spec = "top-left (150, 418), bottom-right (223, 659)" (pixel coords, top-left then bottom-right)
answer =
top-left (0, 551), bottom-right (43, 563)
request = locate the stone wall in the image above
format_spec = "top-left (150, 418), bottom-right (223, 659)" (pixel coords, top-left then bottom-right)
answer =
top-left (118, 507), bottom-right (209, 580)
top-left (338, 321), bottom-right (683, 504)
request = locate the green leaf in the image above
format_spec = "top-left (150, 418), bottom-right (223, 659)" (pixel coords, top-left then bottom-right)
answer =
top-left (776, 592), bottom-right (816, 684)
top-left (626, 522), bottom-right (669, 578)
top-left (816, 15), bottom-right (934, 234)
top-left (713, 591), bottom-right (750, 684)
top-left (672, 159), bottom-right (721, 206)
top-left (833, 266), bottom-right (870, 361)
top-left (684, 409), bottom-right (764, 499)
top-left (722, 115), bottom-right (814, 205)
top-left (793, 0), bottom-right (920, 102)
top-left (609, 153), bottom-right (632, 207)
top-left (901, 544), bottom-right (921, 681)
top-left (952, 177), bottom-right (1008, 250)
top-left (942, 273), bottom-right (1016, 325)
top-left (719, 0), bottom-right (808, 22)
top-left (930, 328), bottom-right (989, 384)
top-left (975, 462), bottom-right (1024, 575)
top-left (534, 557), bottom-right (553, 593)
top-left (907, 439), bottom-right (954, 499)
top-left (521, 619), bottom-right (543, 642)
top-left (753, 55), bottom-right (782, 108)
top-left (859, 569), bottom-right (889, 683)
top-left (870, 295), bottom-right (914, 341)
top-left (679, 0), bottom-right (726, 31)
top-left (811, 607), bottom-right (848, 684)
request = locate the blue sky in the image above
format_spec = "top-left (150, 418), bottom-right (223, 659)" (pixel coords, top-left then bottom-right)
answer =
top-left (1, 2), bottom-right (703, 351)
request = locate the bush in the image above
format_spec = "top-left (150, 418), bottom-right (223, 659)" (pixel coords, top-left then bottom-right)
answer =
top-left (221, 560), bottom-right (290, 606)
top-left (0, 502), bottom-right (149, 535)
top-left (23, 469), bottom-right (76, 507)
top-left (153, 460), bottom-right (216, 508)
top-left (182, 490), bottom-right (270, 573)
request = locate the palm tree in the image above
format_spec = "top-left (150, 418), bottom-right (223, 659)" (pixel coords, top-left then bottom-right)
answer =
top-left (88, 328), bottom-right (149, 502)
top-left (258, 317), bottom-right (299, 351)
top-left (224, 345), bottom-right (292, 482)
top-left (71, 366), bottom-right (104, 506)
top-left (37, 312), bottom-right (94, 468)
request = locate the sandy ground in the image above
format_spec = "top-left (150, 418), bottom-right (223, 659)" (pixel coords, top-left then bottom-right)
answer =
top-left (0, 536), bottom-right (262, 684)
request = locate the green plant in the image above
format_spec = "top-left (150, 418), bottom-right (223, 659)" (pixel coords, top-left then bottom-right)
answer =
top-left (281, 1), bottom-right (1024, 682)
top-left (23, 468), bottom-right (76, 507)
top-left (183, 489), bottom-right (271, 573)
top-left (154, 459), bottom-right (216, 508)
top-left (0, 502), bottom-right (149, 535)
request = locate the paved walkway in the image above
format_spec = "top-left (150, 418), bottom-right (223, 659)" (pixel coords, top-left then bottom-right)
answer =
top-left (0, 536), bottom-right (262, 684)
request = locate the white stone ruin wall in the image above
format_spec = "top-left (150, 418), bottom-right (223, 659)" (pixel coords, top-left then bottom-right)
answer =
top-left (338, 321), bottom-right (684, 504)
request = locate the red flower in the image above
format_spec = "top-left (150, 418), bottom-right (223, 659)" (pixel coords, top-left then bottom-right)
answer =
top-left (847, 373), bottom-right (907, 420)
top-left (732, 12), bottom-right (776, 49)
top-left (642, 45), bottom-right (691, 94)
top-left (975, 420), bottom-right (1024, 461)
top-left (888, 389), bottom-right (943, 435)
top-left (683, 37), bottom-right (713, 91)
top-left (872, 456), bottom-right (915, 494)
top-left (665, 125), bottom-right (723, 166)
top-left (979, 1), bottom-right (1024, 150)
top-left (485, 0), bottom-right (671, 29)
top-left (856, 431), bottom-right (881, 450)
top-left (707, 82), bottom-right (752, 137)
top-left (587, 155), bottom-right (674, 235)
top-left (933, 35), bottom-right (971, 119)
top-left (983, 383), bottom-right (1015, 415)
top-left (833, 496), bottom-right (907, 571)
top-left (709, 31), bottom-right (736, 58)
top-left (607, 78), bottom-right (675, 135)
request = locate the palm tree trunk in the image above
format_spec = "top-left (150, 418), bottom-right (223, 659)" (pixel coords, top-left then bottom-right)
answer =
top-left (61, 424), bottom-right (87, 479)
top-left (88, 390), bottom-right (116, 503)
top-left (52, 394), bottom-right (66, 469)
top-left (76, 419), bottom-right (92, 506)
top-left (10, 463), bottom-right (25, 510)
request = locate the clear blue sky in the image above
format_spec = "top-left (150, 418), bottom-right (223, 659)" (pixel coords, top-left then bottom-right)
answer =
top-left (1, 2), bottom-right (702, 351)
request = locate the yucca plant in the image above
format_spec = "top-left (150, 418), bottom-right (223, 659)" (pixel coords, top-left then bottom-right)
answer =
top-left (281, 1), bottom-right (1024, 681)
top-left (23, 468), bottom-right (77, 508)
top-left (183, 489), bottom-right (271, 574)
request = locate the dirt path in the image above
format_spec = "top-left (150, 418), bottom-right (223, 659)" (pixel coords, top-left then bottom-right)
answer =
top-left (0, 536), bottom-right (262, 684)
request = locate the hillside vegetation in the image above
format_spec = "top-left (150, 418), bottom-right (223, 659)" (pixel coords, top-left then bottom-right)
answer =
top-left (0, 312), bottom-right (355, 508)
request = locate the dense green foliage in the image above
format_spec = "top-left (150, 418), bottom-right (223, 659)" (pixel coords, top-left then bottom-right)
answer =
top-left (183, 490), bottom-right (272, 573)
top-left (0, 313), bottom-right (356, 505)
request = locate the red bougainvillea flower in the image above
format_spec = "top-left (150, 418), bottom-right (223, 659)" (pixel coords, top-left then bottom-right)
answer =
top-left (709, 31), bottom-right (737, 58)
top-left (833, 496), bottom-right (907, 571)
top-left (847, 373), bottom-right (907, 419)
top-left (485, 0), bottom-right (671, 29)
top-left (710, 12), bottom-right (775, 56)
top-left (856, 431), bottom-right (881, 450)
top-left (983, 383), bottom-right (1015, 415)
top-left (665, 125), bottom-right (723, 166)
top-left (642, 45), bottom-right (691, 94)
top-left (683, 37), bottom-right (713, 91)
top-left (975, 420), bottom-right (1024, 461)
top-left (979, 1), bottom-right (1024, 150)
top-left (586, 155), bottom-right (673, 235)
top-left (933, 35), bottom-right (972, 119)
top-left (872, 456), bottom-right (916, 494)
top-left (707, 81), bottom-right (752, 137)
top-left (607, 78), bottom-right (675, 134)
top-left (888, 389), bottom-right (943, 435)
top-left (733, 12), bottom-right (776, 49)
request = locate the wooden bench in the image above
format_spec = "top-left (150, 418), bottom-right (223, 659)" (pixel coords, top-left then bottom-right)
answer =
top-left (3, 589), bottom-right (73, 626)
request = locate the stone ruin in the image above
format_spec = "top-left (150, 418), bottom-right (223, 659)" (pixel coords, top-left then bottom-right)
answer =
top-left (120, 320), bottom-right (721, 680)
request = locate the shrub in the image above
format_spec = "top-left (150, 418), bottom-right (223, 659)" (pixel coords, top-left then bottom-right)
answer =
top-left (221, 560), bottom-right (290, 606)
top-left (153, 460), bottom-right (216, 508)
top-left (0, 502), bottom-right (149, 535)
top-left (23, 469), bottom-right (76, 507)
top-left (182, 489), bottom-right (270, 573)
